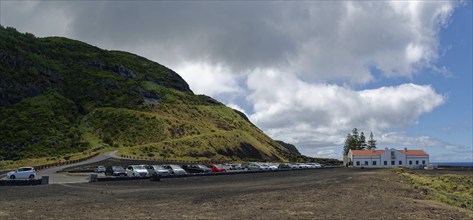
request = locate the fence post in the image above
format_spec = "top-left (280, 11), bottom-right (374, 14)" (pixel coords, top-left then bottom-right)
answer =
top-left (89, 174), bottom-right (97, 182)
top-left (41, 176), bottom-right (49, 185)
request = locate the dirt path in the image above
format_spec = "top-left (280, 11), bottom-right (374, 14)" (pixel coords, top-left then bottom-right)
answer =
top-left (0, 168), bottom-right (471, 219)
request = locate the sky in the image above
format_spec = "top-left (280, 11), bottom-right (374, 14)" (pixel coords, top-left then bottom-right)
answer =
top-left (1, 1), bottom-right (471, 162)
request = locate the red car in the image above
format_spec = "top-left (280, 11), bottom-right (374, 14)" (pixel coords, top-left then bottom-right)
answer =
top-left (207, 164), bottom-right (226, 172)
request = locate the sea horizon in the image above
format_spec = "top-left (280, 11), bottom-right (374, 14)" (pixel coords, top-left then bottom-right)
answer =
top-left (431, 162), bottom-right (473, 167)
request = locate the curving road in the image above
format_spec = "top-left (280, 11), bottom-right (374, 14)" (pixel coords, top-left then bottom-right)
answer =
top-left (2, 151), bottom-right (117, 184)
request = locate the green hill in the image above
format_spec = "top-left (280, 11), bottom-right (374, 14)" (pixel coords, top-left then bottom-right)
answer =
top-left (276, 140), bottom-right (301, 155)
top-left (0, 26), bottom-right (293, 162)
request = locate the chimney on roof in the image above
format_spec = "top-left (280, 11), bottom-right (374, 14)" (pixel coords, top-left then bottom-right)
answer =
top-left (404, 147), bottom-right (407, 152)
top-left (371, 148), bottom-right (376, 152)
top-left (385, 147), bottom-right (388, 151)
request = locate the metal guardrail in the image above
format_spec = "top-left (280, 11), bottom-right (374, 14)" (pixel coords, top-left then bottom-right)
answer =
top-left (32, 153), bottom-right (100, 171)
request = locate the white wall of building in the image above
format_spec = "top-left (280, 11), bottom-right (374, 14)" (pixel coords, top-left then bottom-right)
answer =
top-left (380, 149), bottom-right (407, 167)
top-left (351, 156), bottom-right (381, 167)
top-left (349, 148), bottom-right (429, 168)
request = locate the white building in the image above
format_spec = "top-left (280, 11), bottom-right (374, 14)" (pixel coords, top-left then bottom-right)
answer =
top-left (347, 148), bottom-right (429, 167)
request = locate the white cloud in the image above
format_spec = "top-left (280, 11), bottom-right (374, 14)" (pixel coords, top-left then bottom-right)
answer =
top-left (226, 103), bottom-right (247, 116)
top-left (1, 1), bottom-right (458, 83)
top-left (247, 69), bottom-right (444, 137)
top-left (244, 69), bottom-right (445, 158)
top-left (1, 1), bottom-right (465, 162)
top-left (175, 62), bottom-right (243, 97)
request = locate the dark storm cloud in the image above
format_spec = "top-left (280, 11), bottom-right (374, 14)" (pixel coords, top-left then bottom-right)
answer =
top-left (56, 1), bottom-right (298, 71)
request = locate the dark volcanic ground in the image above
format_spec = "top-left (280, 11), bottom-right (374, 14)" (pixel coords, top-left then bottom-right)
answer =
top-left (0, 168), bottom-right (471, 219)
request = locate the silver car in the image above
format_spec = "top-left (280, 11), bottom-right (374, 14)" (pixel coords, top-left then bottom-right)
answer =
top-left (152, 165), bottom-right (171, 176)
top-left (7, 167), bottom-right (36, 179)
top-left (126, 165), bottom-right (149, 177)
top-left (163, 165), bottom-right (187, 175)
top-left (248, 163), bottom-right (266, 171)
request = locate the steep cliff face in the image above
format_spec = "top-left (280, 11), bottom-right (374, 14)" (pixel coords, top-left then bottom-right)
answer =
top-left (0, 26), bottom-right (293, 161)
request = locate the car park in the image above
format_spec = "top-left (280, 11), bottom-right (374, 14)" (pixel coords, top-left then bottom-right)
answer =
top-left (105, 166), bottom-right (127, 176)
top-left (7, 167), bottom-right (36, 179)
top-left (151, 165), bottom-right (172, 176)
top-left (126, 165), bottom-right (149, 177)
top-left (162, 165), bottom-right (187, 175)
top-left (182, 164), bottom-right (212, 174)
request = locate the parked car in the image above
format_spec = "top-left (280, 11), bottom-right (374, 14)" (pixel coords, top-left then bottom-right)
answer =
top-left (292, 163), bottom-right (309, 169)
top-left (247, 163), bottom-right (266, 171)
top-left (141, 165), bottom-right (157, 175)
top-left (278, 163), bottom-right (292, 170)
top-left (305, 163), bottom-right (317, 169)
top-left (7, 167), bottom-right (36, 179)
top-left (182, 164), bottom-right (212, 174)
top-left (262, 163), bottom-right (278, 170)
top-left (162, 165), bottom-right (187, 175)
top-left (126, 165), bottom-right (149, 177)
top-left (221, 164), bottom-right (233, 170)
top-left (96, 165), bottom-right (106, 173)
top-left (105, 166), bottom-right (127, 176)
top-left (230, 164), bottom-right (243, 170)
top-left (151, 165), bottom-right (171, 176)
top-left (207, 164), bottom-right (226, 172)
top-left (307, 163), bottom-right (322, 168)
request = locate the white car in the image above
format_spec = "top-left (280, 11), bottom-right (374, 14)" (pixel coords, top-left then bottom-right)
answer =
top-left (248, 163), bottom-right (266, 171)
top-left (7, 167), bottom-right (36, 179)
top-left (96, 166), bottom-right (106, 173)
top-left (262, 163), bottom-right (278, 171)
top-left (306, 163), bottom-right (317, 169)
top-left (126, 165), bottom-right (149, 177)
top-left (163, 165), bottom-right (187, 175)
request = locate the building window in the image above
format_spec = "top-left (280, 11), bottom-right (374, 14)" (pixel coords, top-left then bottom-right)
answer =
top-left (391, 151), bottom-right (395, 159)
top-left (384, 161), bottom-right (387, 165)
top-left (373, 161), bottom-right (377, 166)
top-left (391, 161), bottom-right (395, 165)
top-left (356, 161), bottom-right (360, 166)
top-left (399, 161), bottom-right (402, 165)
top-left (422, 160), bottom-right (425, 165)
top-left (409, 161), bottom-right (412, 165)
top-left (416, 160), bottom-right (419, 165)
top-left (365, 161), bottom-right (368, 166)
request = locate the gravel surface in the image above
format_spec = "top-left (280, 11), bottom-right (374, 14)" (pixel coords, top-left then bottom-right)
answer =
top-left (0, 168), bottom-right (471, 219)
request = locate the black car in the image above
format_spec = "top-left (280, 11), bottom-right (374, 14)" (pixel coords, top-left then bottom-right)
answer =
top-left (181, 164), bottom-right (212, 174)
top-left (105, 166), bottom-right (127, 176)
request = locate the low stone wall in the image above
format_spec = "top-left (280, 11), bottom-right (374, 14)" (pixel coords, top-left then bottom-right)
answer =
top-left (0, 179), bottom-right (43, 186)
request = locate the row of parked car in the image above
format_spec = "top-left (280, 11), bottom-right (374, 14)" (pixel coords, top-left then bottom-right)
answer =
top-left (3, 162), bottom-right (325, 180)
top-left (97, 162), bottom-right (325, 177)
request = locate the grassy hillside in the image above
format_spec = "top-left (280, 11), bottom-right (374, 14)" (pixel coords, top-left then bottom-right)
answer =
top-left (0, 26), bottom-right (292, 164)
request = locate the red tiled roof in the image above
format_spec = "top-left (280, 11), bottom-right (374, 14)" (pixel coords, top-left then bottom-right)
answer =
top-left (350, 149), bottom-right (428, 157)
top-left (351, 150), bottom-right (384, 156)
top-left (399, 150), bottom-right (428, 156)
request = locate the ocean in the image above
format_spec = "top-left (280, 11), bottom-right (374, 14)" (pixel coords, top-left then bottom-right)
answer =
top-left (431, 162), bottom-right (473, 167)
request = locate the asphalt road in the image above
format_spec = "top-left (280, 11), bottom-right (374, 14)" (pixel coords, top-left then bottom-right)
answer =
top-left (1, 151), bottom-right (117, 184)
